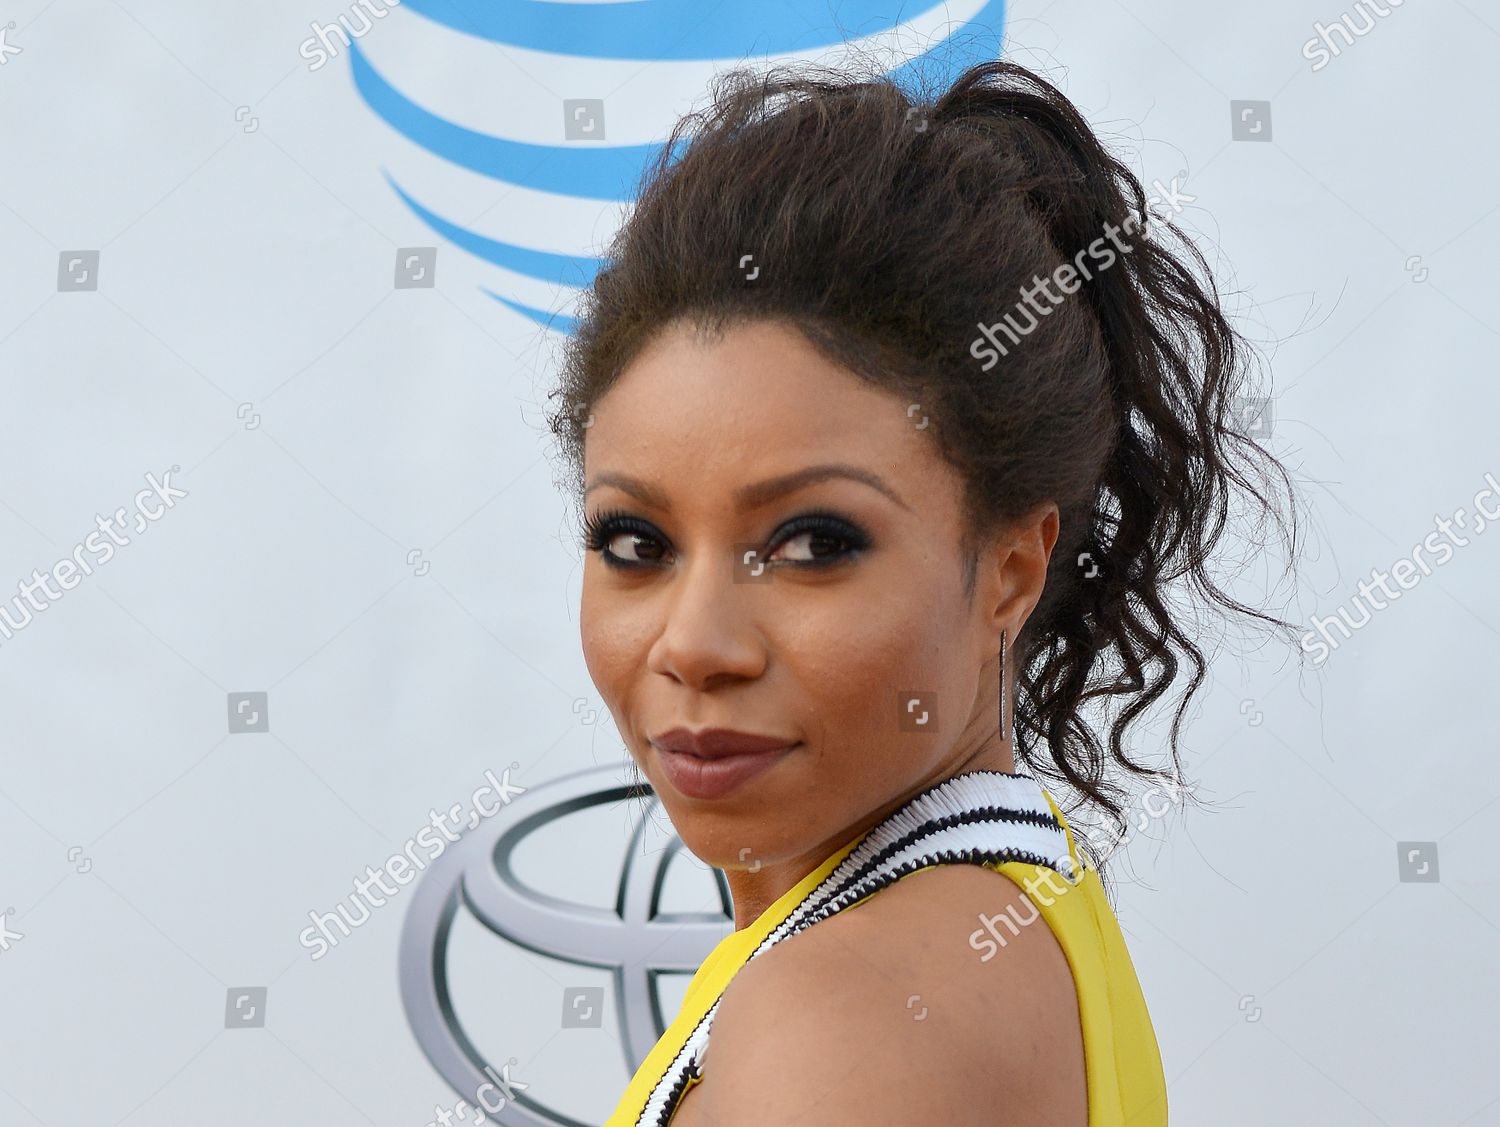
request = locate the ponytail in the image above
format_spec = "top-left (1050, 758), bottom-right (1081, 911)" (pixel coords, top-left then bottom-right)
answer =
top-left (934, 63), bottom-right (1299, 870)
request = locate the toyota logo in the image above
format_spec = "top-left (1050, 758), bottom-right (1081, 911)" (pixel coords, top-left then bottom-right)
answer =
top-left (399, 765), bottom-right (732, 1125)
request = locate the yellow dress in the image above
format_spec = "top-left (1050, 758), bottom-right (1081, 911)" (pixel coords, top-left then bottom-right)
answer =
top-left (605, 770), bottom-right (1168, 1125)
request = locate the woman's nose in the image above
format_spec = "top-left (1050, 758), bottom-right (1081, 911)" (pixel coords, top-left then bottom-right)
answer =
top-left (644, 548), bottom-right (767, 689)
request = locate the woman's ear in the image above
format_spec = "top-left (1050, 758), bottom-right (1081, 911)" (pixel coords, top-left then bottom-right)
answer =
top-left (990, 501), bottom-right (1060, 639)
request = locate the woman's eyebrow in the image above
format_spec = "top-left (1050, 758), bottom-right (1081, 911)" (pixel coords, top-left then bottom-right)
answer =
top-left (584, 464), bottom-right (910, 514)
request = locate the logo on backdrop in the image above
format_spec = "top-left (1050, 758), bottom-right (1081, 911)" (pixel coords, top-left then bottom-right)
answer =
top-left (349, 0), bottom-right (1008, 333)
top-left (399, 765), bottom-right (734, 1126)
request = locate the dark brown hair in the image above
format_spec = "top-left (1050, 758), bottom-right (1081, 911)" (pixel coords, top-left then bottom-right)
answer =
top-left (547, 58), bottom-right (1298, 883)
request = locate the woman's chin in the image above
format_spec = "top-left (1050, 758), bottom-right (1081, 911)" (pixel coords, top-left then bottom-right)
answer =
top-left (663, 815), bottom-right (801, 874)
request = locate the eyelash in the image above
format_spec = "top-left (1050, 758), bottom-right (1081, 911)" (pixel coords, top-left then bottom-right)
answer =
top-left (581, 507), bottom-right (871, 571)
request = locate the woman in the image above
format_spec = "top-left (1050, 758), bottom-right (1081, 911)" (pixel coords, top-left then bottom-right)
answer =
top-left (548, 58), bottom-right (1294, 1127)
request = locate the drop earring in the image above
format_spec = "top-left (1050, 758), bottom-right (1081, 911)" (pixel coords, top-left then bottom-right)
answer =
top-left (998, 628), bottom-right (1009, 745)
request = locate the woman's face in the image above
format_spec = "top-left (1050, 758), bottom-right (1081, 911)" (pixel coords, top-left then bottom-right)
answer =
top-left (579, 318), bottom-right (1053, 881)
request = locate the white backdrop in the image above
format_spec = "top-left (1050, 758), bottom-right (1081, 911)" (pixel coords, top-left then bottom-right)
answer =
top-left (1, 0), bottom-right (1496, 1124)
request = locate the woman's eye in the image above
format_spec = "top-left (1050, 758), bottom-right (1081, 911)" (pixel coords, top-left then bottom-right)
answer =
top-left (767, 528), bottom-right (854, 563)
top-left (602, 530), bottom-right (665, 564)
top-left (764, 515), bottom-right (870, 566)
top-left (582, 510), bottom-right (670, 569)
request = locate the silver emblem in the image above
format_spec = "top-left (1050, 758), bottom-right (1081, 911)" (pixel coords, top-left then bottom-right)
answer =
top-left (399, 765), bottom-right (732, 1125)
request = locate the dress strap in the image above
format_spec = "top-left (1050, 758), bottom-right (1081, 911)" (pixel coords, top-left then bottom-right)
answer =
top-left (636, 770), bottom-right (1079, 1126)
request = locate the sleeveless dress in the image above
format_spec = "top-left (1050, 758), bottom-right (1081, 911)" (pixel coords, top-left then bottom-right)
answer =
top-left (605, 769), bottom-right (1168, 1126)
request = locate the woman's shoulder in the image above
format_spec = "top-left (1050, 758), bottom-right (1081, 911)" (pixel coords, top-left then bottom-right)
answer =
top-left (677, 861), bottom-right (1087, 1125)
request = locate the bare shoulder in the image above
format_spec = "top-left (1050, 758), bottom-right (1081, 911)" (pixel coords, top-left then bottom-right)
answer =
top-left (672, 864), bottom-right (1087, 1127)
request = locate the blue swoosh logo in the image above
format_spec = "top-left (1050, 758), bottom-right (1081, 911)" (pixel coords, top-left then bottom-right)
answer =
top-left (353, 1), bottom-right (1006, 331)
top-left (352, 41), bottom-right (673, 202)
top-left (398, 0), bottom-right (983, 60)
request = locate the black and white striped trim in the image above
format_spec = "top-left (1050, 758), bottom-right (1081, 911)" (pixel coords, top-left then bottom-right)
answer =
top-left (636, 770), bottom-right (1077, 1126)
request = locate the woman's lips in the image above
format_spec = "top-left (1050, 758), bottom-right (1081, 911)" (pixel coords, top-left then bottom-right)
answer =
top-left (653, 742), bottom-right (800, 800)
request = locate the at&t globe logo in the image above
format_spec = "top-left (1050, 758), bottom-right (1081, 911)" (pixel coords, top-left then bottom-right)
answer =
top-left (348, 0), bottom-right (1008, 333)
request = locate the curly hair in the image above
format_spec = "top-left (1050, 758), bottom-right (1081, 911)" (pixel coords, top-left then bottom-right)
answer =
top-left (546, 57), bottom-right (1299, 886)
